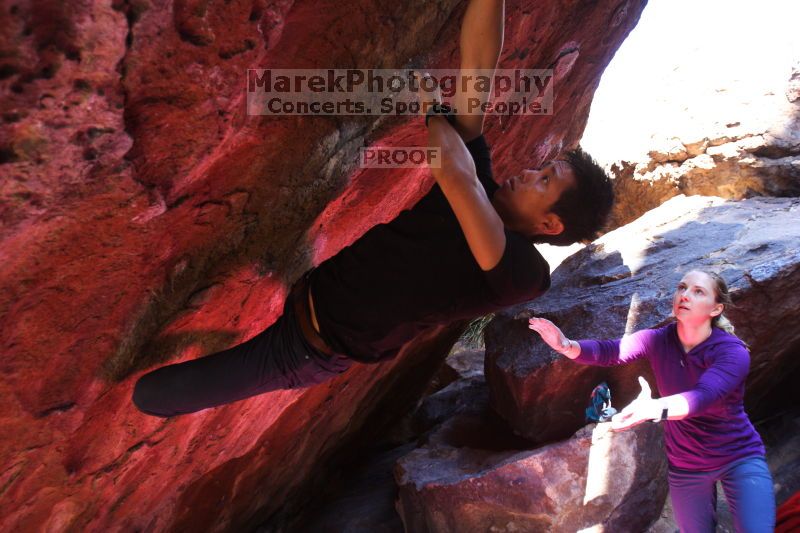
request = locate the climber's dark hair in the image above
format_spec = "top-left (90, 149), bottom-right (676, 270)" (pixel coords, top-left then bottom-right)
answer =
top-left (534, 146), bottom-right (614, 246)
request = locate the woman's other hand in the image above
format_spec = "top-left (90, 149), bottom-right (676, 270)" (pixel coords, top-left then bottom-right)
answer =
top-left (610, 376), bottom-right (663, 431)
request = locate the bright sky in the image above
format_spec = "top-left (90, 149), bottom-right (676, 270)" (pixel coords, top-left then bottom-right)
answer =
top-left (540, 0), bottom-right (799, 271)
top-left (581, 0), bottom-right (800, 164)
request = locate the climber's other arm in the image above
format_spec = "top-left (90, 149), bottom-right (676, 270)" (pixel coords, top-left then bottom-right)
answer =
top-left (452, 0), bottom-right (504, 141)
top-left (427, 115), bottom-right (506, 270)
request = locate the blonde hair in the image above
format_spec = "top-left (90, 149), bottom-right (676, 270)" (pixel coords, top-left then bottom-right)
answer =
top-left (703, 271), bottom-right (735, 335)
top-left (714, 314), bottom-right (735, 335)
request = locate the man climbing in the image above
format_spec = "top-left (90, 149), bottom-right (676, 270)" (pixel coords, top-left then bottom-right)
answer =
top-left (133, 0), bottom-right (614, 417)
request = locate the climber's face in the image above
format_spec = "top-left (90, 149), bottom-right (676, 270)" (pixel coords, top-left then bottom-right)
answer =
top-left (672, 270), bottom-right (724, 327)
top-left (492, 160), bottom-right (576, 238)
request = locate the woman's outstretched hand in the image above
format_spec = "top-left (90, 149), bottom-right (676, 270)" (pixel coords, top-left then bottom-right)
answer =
top-left (528, 317), bottom-right (578, 358)
top-left (610, 376), bottom-right (663, 431)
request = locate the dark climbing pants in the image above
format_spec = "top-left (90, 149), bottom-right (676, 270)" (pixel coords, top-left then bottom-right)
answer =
top-left (132, 280), bottom-right (353, 418)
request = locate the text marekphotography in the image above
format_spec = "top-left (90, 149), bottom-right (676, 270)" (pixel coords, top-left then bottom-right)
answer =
top-left (247, 69), bottom-right (553, 116)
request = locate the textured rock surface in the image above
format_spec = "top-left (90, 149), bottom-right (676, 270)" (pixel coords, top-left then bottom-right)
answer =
top-left (283, 348), bottom-right (490, 532)
top-left (0, 0), bottom-right (646, 530)
top-left (395, 408), bottom-right (668, 533)
top-left (279, 443), bottom-right (414, 533)
top-left (486, 195), bottom-right (800, 444)
top-left (441, 345), bottom-right (486, 380)
top-left (606, 62), bottom-right (800, 229)
top-left (422, 343), bottom-right (486, 395)
top-left (414, 375), bottom-right (489, 432)
top-left (763, 412), bottom-right (800, 506)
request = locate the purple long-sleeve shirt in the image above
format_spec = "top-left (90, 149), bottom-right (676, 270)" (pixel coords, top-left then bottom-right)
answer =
top-left (576, 322), bottom-right (765, 471)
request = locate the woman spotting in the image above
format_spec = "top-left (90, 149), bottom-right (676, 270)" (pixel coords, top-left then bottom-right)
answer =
top-left (528, 270), bottom-right (775, 532)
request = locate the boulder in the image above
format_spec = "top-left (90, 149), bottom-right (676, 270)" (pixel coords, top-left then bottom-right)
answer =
top-left (444, 346), bottom-right (486, 380)
top-left (413, 374), bottom-right (489, 434)
top-left (424, 344), bottom-right (486, 394)
top-left (606, 61), bottom-right (800, 230)
top-left (395, 407), bottom-right (668, 533)
top-left (0, 0), bottom-right (648, 530)
top-left (277, 443), bottom-right (414, 533)
top-left (486, 195), bottom-right (800, 444)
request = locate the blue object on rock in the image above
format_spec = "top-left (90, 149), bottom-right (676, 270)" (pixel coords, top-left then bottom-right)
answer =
top-left (586, 381), bottom-right (618, 423)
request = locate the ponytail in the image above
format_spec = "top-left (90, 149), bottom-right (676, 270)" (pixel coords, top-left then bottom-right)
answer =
top-left (713, 313), bottom-right (735, 335)
top-left (704, 272), bottom-right (746, 346)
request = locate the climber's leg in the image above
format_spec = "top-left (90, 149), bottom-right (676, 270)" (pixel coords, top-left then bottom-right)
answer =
top-left (132, 283), bottom-right (352, 417)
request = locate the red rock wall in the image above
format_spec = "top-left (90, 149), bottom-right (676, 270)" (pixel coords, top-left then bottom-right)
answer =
top-left (0, 0), bottom-right (646, 530)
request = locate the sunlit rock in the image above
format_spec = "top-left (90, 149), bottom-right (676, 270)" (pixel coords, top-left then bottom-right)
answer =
top-left (395, 408), bottom-right (667, 533)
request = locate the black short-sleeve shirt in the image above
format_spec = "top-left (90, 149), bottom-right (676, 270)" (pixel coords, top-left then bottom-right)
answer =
top-left (309, 134), bottom-right (551, 362)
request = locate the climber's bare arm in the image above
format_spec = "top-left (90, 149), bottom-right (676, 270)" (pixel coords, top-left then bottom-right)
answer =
top-left (452, 0), bottom-right (504, 141)
top-left (428, 116), bottom-right (505, 270)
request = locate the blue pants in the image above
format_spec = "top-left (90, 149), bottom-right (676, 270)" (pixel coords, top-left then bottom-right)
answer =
top-left (668, 455), bottom-right (775, 533)
top-left (132, 282), bottom-right (352, 417)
